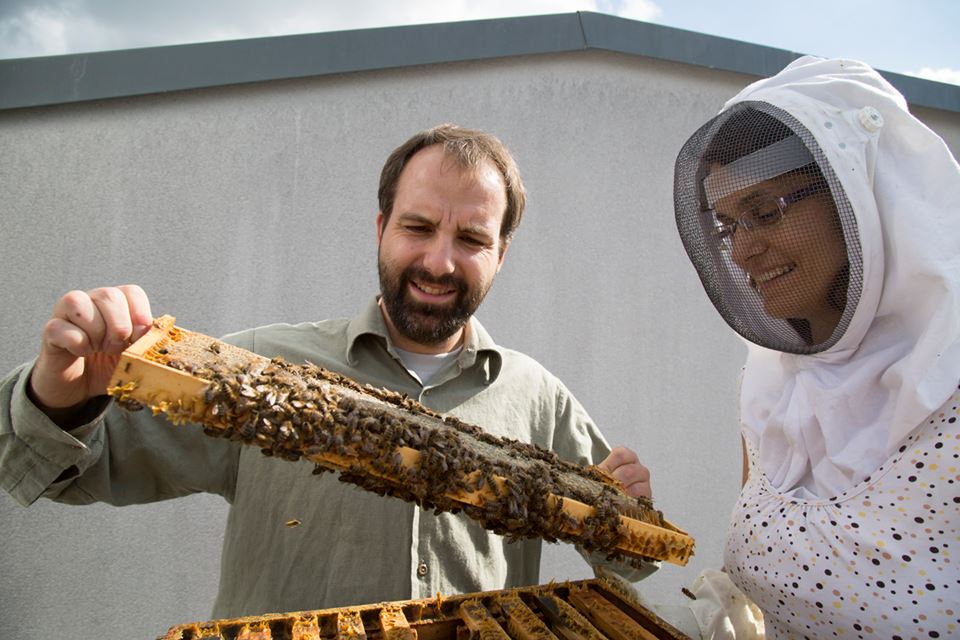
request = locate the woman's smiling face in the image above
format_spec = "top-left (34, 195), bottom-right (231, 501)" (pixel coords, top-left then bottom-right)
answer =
top-left (713, 168), bottom-right (849, 343)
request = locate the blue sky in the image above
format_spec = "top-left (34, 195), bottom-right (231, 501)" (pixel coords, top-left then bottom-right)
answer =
top-left (1, 0), bottom-right (957, 85)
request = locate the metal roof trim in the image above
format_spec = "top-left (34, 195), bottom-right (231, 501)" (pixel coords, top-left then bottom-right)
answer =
top-left (0, 12), bottom-right (956, 112)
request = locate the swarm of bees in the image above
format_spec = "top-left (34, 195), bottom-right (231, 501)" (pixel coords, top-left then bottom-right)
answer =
top-left (108, 317), bottom-right (694, 566)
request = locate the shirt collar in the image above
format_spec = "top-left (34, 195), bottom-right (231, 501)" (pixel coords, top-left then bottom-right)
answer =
top-left (346, 297), bottom-right (503, 383)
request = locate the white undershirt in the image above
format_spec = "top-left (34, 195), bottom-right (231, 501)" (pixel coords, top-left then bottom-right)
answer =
top-left (393, 346), bottom-right (462, 386)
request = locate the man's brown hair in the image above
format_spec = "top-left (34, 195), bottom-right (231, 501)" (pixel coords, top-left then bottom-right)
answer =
top-left (378, 124), bottom-right (526, 248)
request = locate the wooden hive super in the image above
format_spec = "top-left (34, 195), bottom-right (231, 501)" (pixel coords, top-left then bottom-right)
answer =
top-left (160, 578), bottom-right (692, 639)
top-left (108, 316), bottom-right (694, 565)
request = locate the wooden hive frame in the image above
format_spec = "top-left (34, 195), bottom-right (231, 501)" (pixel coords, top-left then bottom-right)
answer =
top-left (108, 316), bottom-right (694, 566)
top-left (160, 578), bottom-right (692, 639)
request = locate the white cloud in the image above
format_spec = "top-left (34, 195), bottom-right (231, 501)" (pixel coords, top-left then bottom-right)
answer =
top-left (0, 3), bottom-right (128, 58)
top-left (616, 0), bottom-right (661, 22)
top-left (911, 66), bottom-right (960, 87)
top-left (259, 0), bottom-right (646, 37)
top-left (0, 0), bottom-right (666, 58)
top-left (0, 7), bottom-right (69, 57)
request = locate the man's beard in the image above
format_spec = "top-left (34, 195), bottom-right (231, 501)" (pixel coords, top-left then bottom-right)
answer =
top-left (378, 260), bottom-right (490, 346)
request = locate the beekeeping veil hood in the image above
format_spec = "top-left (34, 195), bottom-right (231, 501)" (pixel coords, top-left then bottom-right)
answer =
top-left (675, 56), bottom-right (960, 498)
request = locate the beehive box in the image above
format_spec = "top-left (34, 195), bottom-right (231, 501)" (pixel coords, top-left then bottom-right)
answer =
top-left (160, 578), bottom-right (691, 639)
top-left (108, 316), bottom-right (694, 566)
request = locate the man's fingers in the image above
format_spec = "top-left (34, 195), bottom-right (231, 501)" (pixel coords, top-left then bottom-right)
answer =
top-left (42, 285), bottom-right (149, 362)
top-left (118, 284), bottom-right (153, 341)
top-left (616, 462), bottom-right (652, 499)
top-left (623, 479), bottom-right (652, 499)
top-left (49, 290), bottom-right (104, 355)
top-left (41, 316), bottom-right (95, 358)
top-left (599, 446), bottom-right (652, 499)
top-left (614, 460), bottom-right (651, 487)
top-left (598, 445), bottom-right (639, 473)
top-left (88, 287), bottom-right (136, 354)
top-left (32, 285), bottom-right (153, 413)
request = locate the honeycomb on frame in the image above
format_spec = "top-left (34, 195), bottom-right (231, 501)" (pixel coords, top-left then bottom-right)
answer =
top-left (108, 316), bottom-right (694, 566)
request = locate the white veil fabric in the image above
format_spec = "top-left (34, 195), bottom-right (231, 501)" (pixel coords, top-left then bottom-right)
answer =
top-left (727, 57), bottom-right (960, 498)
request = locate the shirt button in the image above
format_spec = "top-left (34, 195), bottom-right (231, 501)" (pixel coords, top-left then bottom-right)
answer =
top-left (417, 562), bottom-right (428, 577)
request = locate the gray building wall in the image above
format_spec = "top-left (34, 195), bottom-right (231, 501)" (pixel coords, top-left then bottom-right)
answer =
top-left (2, 17), bottom-right (958, 640)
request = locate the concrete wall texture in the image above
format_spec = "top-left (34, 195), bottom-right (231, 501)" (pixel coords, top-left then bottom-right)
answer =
top-left (2, 38), bottom-right (958, 640)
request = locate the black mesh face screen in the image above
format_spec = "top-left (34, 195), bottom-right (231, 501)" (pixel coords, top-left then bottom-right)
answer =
top-left (674, 102), bottom-right (863, 354)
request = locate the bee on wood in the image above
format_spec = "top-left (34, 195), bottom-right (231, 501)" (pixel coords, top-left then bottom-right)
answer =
top-left (360, 439), bottom-right (378, 457)
top-left (258, 418), bottom-right (277, 436)
top-left (238, 421), bottom-right (256, 441)
top-left (263, 390), bottom-right (278, 407)
top-left (483, 470), bottom-right (500, 497)
top-left (330, 432), bottom-right (346, 454)
top-left (359, 416), bottom-right (383, 434)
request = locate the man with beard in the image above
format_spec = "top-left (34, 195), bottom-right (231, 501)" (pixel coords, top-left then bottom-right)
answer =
top-left (0, 124), bottom-right (653, 618)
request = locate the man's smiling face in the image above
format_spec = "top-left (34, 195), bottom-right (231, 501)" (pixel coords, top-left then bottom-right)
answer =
top-left (376, 144), bottom-right (508, 354)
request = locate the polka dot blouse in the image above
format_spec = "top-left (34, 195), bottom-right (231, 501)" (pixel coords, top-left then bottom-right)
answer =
top-left (725, 385), bottom-right (960, 638)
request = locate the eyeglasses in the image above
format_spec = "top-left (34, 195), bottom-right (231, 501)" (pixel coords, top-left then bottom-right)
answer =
top-left (709, 183), bottom-right (827, 252)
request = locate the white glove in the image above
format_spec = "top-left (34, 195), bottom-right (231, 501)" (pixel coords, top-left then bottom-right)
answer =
top-left (688, 569), bottom-right (765, 639)
top-left (598, 567), bottom-right (764, 639)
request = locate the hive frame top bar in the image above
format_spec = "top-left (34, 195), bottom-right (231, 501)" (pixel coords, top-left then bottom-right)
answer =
top-left (108, 315), bottom-right (694, 566)
top-left (160, 577), bottom-right (692, 639)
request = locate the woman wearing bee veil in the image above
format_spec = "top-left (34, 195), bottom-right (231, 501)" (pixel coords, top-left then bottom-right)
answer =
top-left (672, 56), bottom-right (960, 637)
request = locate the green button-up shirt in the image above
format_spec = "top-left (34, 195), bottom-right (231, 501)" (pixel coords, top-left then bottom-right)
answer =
top-left (0, 298), bottom-right (651, 618)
